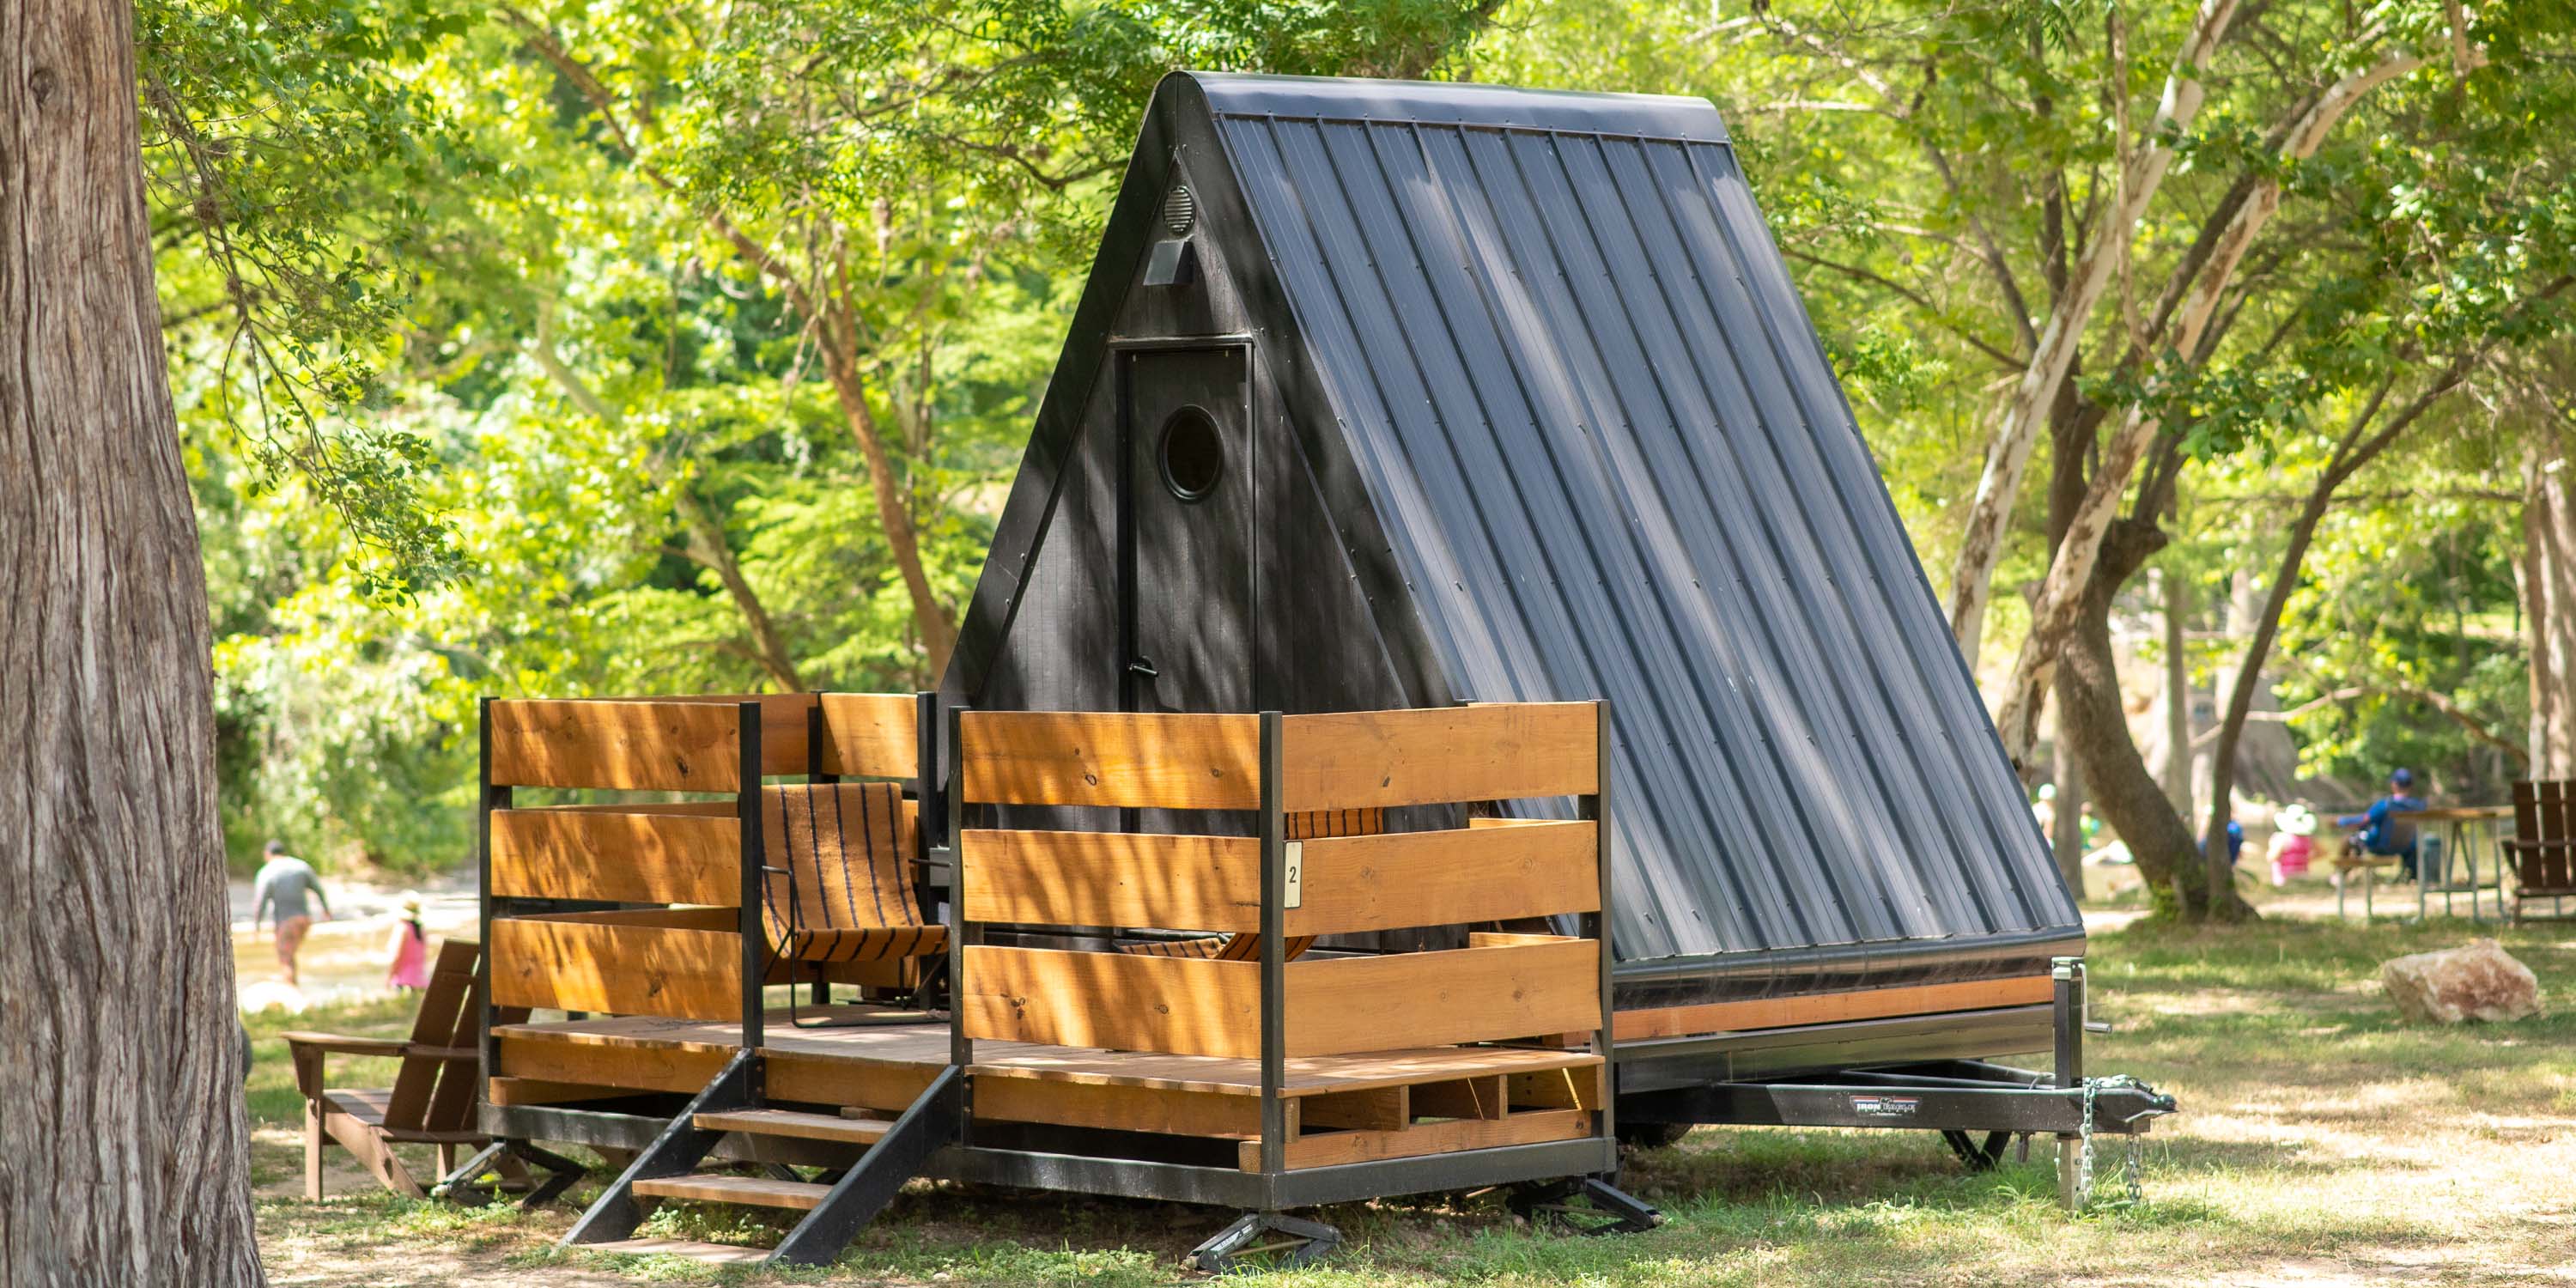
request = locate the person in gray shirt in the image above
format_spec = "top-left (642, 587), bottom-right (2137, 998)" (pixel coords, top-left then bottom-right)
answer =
top-left (252, 840), bottom-right (332, 986)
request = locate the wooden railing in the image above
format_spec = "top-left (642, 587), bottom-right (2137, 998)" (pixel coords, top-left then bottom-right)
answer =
top-left (477, 692), bottom-right (929, 1062)
top-left (949, 702), bottom-right (1611, 1060)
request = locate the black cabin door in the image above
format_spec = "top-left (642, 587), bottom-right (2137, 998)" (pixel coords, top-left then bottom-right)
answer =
top-left (1123, 345), bottom-right (1252, 714)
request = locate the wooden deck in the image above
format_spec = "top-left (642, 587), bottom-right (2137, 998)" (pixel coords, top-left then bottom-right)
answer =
top-left (493, 1007), bottom-right (1604, 1171)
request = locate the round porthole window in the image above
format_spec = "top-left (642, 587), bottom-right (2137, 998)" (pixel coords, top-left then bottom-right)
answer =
top-left (1159, 407), bottom-right (1224, 502)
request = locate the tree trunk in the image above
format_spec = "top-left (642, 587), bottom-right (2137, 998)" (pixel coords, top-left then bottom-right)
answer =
top-left (817, 303), bottom-right (958, 680)
top-left (1941, 0), bottom-right (2244, 658)
top-left (2524, 432), bottom-right (2576, 777)
top-left (1986, 45), bottom-right (2436, 760)
top-left (528, 334), bottom-right (809, 693)
top-left (1, 0), bottom-right (264, 1280)
top-left (2159, 568), bottom-right (2195, 816)
top-left (2057, 520), bottom-right (2220, 919)
top-left (2049, 720), bottom-right (2086, 895)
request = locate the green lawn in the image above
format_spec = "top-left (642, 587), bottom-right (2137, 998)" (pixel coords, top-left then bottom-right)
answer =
top-left (250, 916), bottom-right (2576, 1286)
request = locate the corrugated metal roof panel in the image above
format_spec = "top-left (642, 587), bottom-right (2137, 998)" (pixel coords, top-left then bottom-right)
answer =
top-left (1200, 76), bottom-right (2080, 980)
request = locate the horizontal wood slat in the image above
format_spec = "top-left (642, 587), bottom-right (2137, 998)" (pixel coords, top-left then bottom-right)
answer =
top-left (488, 700), bottom-right (746, 793)
top-left (1611, 975), bottom-right (2059, 1042)
top-left (628, 692), bottom-right (815, 776)
top-left (1285, 939), bottom-right (1601, 1056)
top-left (489, 807), bottom-right (739, 906)
top-left (1244, 1108), bottom-right (1592, 1171)
top-left (958, 822), bottom-right (1593, 939)
top-left (972, 1073), bottom-right (1268, 1139)
top-left (958, 711), bottom-right (1261, 810)
top-left (1291, 822), bottom-right (1596, 934)
top-left (1280, 703), bottom-right (1598, 811)
top-left (959, 946), bottom-right (1260, 1057)
top-left (963, 940), bottom-right (1601, 1060)
top-left (819, 693), bottom-right (919, 780)
top-left (961, 829), bottom-right (1262, 932)
top-left (490, 910), bottom-right (741, 1023)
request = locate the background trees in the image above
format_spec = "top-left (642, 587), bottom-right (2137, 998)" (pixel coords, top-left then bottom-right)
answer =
top-left (140, 0), bottom-right (2576, 920)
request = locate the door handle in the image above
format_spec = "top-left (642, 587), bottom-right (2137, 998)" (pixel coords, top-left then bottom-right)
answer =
top-left (1128, 656), bottom-right (1160, 678)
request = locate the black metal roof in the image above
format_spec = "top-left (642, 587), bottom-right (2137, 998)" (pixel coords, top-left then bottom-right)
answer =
top-left (951, 73), bottom-right (2082, 995)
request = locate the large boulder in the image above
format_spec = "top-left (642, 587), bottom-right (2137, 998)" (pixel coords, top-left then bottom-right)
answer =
top-left (2380, 939), bottom-right (2543, 1024)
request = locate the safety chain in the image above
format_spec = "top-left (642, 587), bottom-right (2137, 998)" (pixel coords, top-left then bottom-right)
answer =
top-left (2074, 1075), bottom-right (2150, 1210)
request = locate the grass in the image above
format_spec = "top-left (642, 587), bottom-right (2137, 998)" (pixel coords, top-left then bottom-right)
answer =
top-left (250, 915), bottom-right (2576, 1286)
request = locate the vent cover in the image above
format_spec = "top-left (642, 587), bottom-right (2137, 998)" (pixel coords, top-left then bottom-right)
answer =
top-left (1162, 183), bottom-right (1196, 236)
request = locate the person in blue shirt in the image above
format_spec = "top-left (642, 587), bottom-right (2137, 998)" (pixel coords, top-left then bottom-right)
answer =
top-left (2338, 769), bottom-right (2426, 879)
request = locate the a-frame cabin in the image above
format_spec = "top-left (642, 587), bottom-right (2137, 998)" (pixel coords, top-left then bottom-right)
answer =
top-left (946, 72), bottom-right (2086, 1062)
top-left (465, 76), bottom-right (2166, 1269)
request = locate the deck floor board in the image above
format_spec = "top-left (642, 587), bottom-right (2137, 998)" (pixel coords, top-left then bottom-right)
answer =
top-left (495, 1008), bottom-right (1601, 1099)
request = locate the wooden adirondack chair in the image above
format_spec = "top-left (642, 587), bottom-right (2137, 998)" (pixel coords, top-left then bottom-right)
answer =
top-left (2505, 780), bottom-right (2576, 923)
top-left (285, 938), bottom-right (515, 1199)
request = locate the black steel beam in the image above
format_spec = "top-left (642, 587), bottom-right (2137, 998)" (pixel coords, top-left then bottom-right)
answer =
top-left (1619, 1079), bottom-right (2171, 1136)
top-left (1616, 1005), bottom-right (2055, 1092)
top-left (769, 1065), bottom-right (964, 1267)
top-left (559, 1051), bottom-right (757, 1248)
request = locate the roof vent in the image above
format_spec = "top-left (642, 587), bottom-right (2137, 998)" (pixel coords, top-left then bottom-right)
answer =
top-left (1162, 183), bottom-right (1196, 236)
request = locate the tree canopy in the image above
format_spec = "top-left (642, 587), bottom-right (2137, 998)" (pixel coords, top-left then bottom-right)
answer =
top-left (146, 0), bottom-right (2576, 914)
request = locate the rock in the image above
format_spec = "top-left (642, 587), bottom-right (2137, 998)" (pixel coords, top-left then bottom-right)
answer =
top-left (2379, 939), bottom-right (2543, 1024)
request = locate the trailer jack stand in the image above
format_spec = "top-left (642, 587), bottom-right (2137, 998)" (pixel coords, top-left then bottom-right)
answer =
top-left (1188, 1212), bottom-right (1341, 1273)
top-left (1506, 1177), bottom-right (1664, 1235)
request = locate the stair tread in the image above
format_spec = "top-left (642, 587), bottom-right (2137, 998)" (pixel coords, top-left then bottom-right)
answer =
top-left (696, 1107), bottom-right (890, 1145)
top-left (580, 1237), bottom-right (771, 1265)
top-left (631, 1174), bottom-right (832, 1210)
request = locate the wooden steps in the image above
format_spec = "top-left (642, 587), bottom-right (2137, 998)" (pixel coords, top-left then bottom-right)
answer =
top-left (577, 1237), bottom-right (770, 1265)
top-left (693, 1107), bottom-right (890, 1145)
top-left (630, 1174), bottom-right (831, 1211)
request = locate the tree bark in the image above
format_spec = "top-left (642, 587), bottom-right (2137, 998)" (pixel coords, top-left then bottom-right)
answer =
top-left (2057, 520), bottom-right (2221, 918)
top-left (2524, 431), bottom-right (2576, 777)
top-left (1987, 44), bottom-right (2436, 761)
top-left (2049, 719), bottom-right (2086, 894)
top-left (2159, 568), bottom-right (2195, 817)
top-left (1, 0), bottom-right (264, 1280)
top-left (815, 300), bottom-right (958, 678)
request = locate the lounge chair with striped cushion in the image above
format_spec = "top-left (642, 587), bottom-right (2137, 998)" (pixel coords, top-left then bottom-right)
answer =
top-left (761, 782), bottom-right (946, 1018)
top-left (1115, 808), bottom-right (1384, 963)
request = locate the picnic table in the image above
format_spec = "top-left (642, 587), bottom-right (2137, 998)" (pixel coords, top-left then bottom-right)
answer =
top-left (2348, 805), bottom-right (2516, 922)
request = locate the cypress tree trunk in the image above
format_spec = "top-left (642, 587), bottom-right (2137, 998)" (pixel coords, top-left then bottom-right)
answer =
top-left (2524, 434), bottom-right (2576, 778)
top-left (0, 0), bottom-right (264, 1280)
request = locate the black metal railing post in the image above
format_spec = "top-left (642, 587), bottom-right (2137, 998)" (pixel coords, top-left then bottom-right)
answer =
top-left (2051, 955), bottom-right (2085, 1207)
top-left (738, 701), bottom-right (767, 1083)
top-left (1584, 698), bottom-right (1616, 1161)
top-left (946, 703), bottom-right (975, 1130)
top-left (1258, 711), bottom-right (1288, 1184)
top-left (917, 690), bottom-right (943, 849)
top-left (806, 696), bottom-right (833, 1005)
top-left (477, 696), bottom-right (505, 1082)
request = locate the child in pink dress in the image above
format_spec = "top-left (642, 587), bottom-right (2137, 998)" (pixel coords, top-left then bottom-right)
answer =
top-left (2269, 804), bottom-right (2318, 885)
top-left (386, 893), bottom-right (432, 991)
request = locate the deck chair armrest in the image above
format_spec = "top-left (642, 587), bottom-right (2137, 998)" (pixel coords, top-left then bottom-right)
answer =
top-left (280, 1032), bottom-right (413, 1058)
top-left (281, 1032), bottom-right (411, 1100)
top-left (2502, 837), bottom-right (2576, 853)
top-left (411, 1045), bottom-right (479, 1061)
